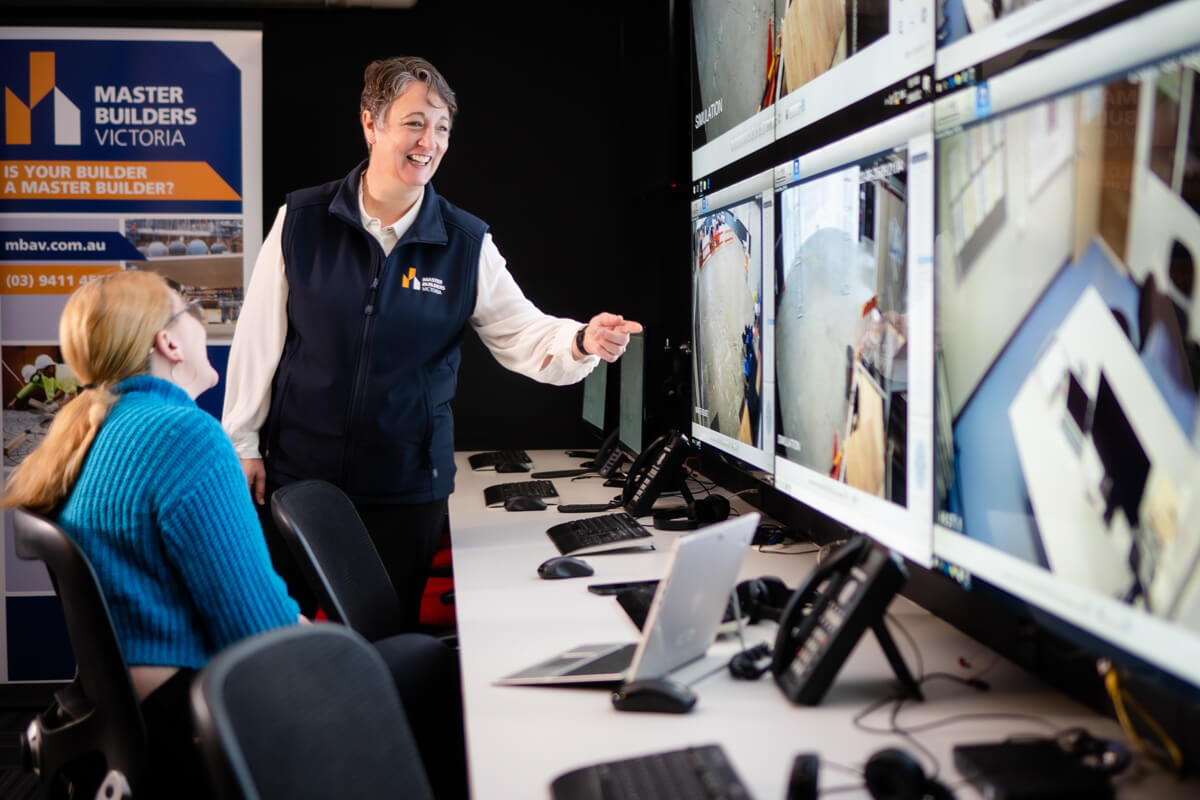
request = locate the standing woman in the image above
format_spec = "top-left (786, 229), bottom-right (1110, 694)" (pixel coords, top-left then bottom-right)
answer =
top-left (3, 271), bottom-right (300, 796)
top-left (223, 55), bottom-right (642, 626)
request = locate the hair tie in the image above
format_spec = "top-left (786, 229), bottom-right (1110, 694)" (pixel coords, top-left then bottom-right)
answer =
top-left (79, 384), bottom-right (95, 392)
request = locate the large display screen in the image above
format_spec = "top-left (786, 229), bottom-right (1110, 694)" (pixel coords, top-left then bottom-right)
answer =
top-left (773, 0), bottom-right (935, 144)
top-left (935, 0), bottom-right (1130, 88)
top-left (691, 0), bottom-right (935, 181)
top-left (773, 105), bottom-right (935, 566)
top-left (690, 169), bottom-right (776, 475)
top-left (690, 0), bottom-right (778, 180)
top-left (932, 1), bottom-right (1200, 687)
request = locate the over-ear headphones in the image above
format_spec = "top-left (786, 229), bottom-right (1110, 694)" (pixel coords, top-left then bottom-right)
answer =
top-left (863, 748), bottom-right (954, 800)
top-left (784, 749), bottom-right (954, 800)
top-left (726, 576), bottom-right (793, 680)
top-left (652, 495), bottom-right (730, 531)
top-left (735, 575), bottom-right (791, 623)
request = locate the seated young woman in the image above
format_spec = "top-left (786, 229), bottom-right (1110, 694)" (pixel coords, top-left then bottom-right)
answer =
top-left (2, 271), bottom-right (465, 799)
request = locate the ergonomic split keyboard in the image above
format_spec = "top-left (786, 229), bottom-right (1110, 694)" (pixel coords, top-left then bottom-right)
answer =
top-left (468, 449), bottom-right (533, 469)
top-left (483, 479), bottom-right (559, 507)
top-left (545, 512), bottom-right (653, 556)
top-left (550, 744), bottom-right (752, 800)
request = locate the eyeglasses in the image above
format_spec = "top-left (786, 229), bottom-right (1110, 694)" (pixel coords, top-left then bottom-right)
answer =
top-left (164, 299), bottom-right (205, 328)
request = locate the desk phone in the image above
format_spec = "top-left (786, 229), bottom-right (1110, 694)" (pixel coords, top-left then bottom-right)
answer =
top-left (771, 536), bottom-right (920, 705)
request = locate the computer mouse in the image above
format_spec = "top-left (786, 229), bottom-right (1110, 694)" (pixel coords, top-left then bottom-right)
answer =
top-left (537, 556), bottom-right (594, 579)
top-left (495, 461), bottom-right (531, 473)
top-left (611, 678), bottom-right (697, 714)
top-left (504, 495), bottom-right (547, 512)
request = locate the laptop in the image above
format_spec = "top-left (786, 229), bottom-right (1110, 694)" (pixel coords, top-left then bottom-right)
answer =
top-left (495, 512), bottom-right (760, 687)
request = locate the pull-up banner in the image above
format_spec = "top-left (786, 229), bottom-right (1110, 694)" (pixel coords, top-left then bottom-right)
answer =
top-left (0, 26), bottom-right (262, 684)
top-left (2, 37), bottom-right (245, 213)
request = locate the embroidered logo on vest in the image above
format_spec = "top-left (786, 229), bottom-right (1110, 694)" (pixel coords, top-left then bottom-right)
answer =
top-left (401, 266), bottom-right (421, 291)
top-left (401, 267), bottom-right (446, 296)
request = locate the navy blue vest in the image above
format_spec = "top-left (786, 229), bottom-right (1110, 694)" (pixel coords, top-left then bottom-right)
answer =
top-left (263, 162), bottom-right (486, 503)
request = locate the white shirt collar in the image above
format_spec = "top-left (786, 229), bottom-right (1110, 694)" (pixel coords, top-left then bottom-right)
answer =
top-left (358, 175), bottom-right (424, 254)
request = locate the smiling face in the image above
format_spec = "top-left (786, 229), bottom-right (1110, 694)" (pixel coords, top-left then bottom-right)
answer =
top-left (362, 80), bottom-right (451, 197)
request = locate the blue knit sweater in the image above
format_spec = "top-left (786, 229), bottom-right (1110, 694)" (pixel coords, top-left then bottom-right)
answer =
top-left (57, 376), bottom-right (299, 669)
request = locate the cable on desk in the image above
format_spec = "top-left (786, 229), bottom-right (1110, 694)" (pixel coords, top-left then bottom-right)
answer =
top-left (1101, 661), bottom-right (1183, 772)
top-left (849, 614), bottom-right (986, 785)
top-left (683, 655), bottom-right (745, 689)
top-left (684, 588), bottom-right (774, 688)
top-left (682, 464), bottom-right (720, 494)
top-left (853, 671), bottom-right (1067, 785)
top-left (815, 539), bottom-right (849, 566)
top-left (803, 754), bottom-right (866, 795)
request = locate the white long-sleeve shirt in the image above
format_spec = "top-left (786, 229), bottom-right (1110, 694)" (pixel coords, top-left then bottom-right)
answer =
top-left (222, 185), bottom-right (598, 459)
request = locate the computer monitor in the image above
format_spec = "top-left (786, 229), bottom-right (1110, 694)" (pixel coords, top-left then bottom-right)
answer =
top-left (690, 0), bottom-right (776, 180)
top-left (1092, 372), bottom-right (1151, 529)
top-left (931, 1), bottom-right (1200, 690)
top-left (772, 104), bottom-right (935, 566)
top-left (772, 0), bottom-right (935, 149)
top-left (690, 167), bottom-right (776, 477)
top-left (582, 360), bottom-right (609, 436)
top-left (935, 0), bottom-right (1128, 90)
top-left (618, 332), bottom-right (646, 457)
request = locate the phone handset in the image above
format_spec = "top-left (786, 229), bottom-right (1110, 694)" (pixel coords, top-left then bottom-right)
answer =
top-left (622, 430), bottom-right (690, 516)
top-left (592, 429), bottom-right (627, 477)
top-left (770, 536), bottom-right (922, 705)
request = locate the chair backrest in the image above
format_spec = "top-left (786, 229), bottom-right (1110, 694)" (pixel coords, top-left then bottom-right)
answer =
top-left (11, 508), bottom-right (147, 792)
top-left (270, 479), bottom-right (404, 642)
top-left (190, 624), bottom-right (434, 800)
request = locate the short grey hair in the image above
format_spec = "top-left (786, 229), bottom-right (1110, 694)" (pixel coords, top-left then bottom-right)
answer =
top-left (360, 56), bottom-right (458, 131)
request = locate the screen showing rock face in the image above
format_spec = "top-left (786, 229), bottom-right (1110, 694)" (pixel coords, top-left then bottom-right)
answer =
top-left (776, 150), bottom-right (908, 505)
top-left (690, 169), bottom-right (776, 475)
top-left (694, 202), bottom-right (763, 444)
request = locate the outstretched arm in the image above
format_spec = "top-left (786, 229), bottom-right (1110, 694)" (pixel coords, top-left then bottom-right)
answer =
top-left (572, 313), bottom-right (644, 361)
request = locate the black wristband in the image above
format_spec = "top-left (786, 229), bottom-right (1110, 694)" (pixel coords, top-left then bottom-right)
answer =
top-left (575, 325), bottom-right (589, 356)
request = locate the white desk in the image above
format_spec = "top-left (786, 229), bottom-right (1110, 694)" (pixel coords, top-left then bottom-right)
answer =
top-left (449, 450), bottom-right (1196, 799)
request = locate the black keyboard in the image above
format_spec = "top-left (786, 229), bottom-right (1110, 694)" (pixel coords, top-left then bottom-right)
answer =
top-left (616, 583), bottom-right (742, 632)
top-left (546, 512), bottom-right (653, 556)
top-left (468, 449), bottom-right (532, 469)
top-left (551, 744), bottom-right (751, 800)
top-left (483, 480), bottom-right (559, 507)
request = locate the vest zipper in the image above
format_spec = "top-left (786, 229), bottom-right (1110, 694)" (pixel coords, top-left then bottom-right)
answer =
top-left (342, 255), bottom-right (383, 485)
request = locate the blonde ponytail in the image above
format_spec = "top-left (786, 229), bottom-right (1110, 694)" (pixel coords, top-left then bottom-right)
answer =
top-left (2, 271), bottom-right (173, 512)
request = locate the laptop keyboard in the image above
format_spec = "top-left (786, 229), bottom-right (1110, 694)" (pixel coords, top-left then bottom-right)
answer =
top-left (468, 449), bottom-right (533, 469)
top-left (483, 480), bottom-right (559, 507)
top-left (562, 645), bottom-right (636, 677)
top-left (551, 744), bottom-right (752, 800)
top-left (546, 513), bottom-right (652, 555)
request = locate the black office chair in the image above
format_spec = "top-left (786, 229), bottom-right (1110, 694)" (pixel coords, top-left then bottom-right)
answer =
top-left (11, 508), bottom-right (148, 799)
top-left (190, 624), bottom-right (435, 800)
top-left (270, 479), bottom-right (409, 642)
top-left (270, 479), bottom-right (454, 643)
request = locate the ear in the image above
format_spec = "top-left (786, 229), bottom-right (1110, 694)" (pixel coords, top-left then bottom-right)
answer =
top-left (152, 327), bottom-right (185, 365)
top-left (361, 109), bottom-right (377, 146)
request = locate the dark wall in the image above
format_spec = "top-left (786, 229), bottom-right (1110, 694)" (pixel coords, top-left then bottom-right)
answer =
top-left (3, 1), bottom-right (692, 450)
top-left (253, 1), bottom-right (693, 450)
